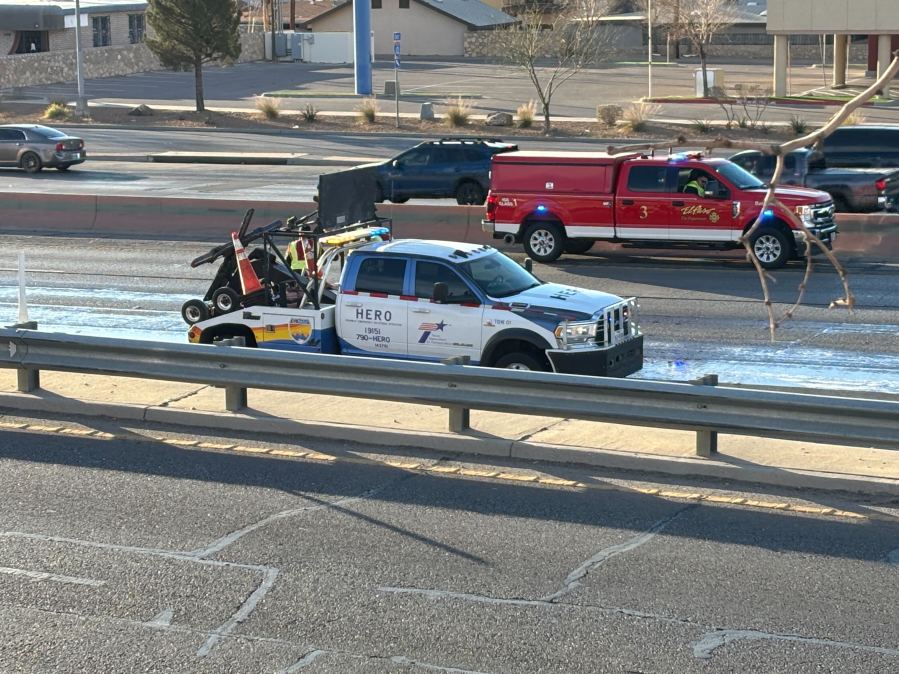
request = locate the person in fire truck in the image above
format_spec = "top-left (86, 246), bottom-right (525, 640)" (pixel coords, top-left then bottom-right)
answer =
top-left (684, 171), bottom-right (710, 197)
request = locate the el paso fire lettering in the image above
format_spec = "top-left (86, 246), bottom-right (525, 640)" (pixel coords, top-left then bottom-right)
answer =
top-left (680, 205), bottom-right (720, 223)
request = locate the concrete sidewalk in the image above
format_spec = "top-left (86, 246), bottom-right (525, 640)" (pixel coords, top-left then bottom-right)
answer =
top-left (1, 369), bottom-right (897, 497)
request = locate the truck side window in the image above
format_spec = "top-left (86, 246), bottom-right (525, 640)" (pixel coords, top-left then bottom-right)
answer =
top-left (414, 262), bottom-right (477, 303)
top-left (626, 166), bottom-right (668, 192)
top-left (355, 257), bottom-right (407, 295)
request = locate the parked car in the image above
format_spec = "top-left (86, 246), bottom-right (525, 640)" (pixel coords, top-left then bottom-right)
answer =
top-left (730, 148), bottom-right (899, 212)
top-left (0, 124), bottom-right (85, 173)
top-left (363, 138), bottom-right (518, 205)
top-left (813, 125), bottom-right (899, 169)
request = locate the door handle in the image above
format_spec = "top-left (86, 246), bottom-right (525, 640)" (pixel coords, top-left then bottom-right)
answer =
top-left (672, 200), bottom-right (685, 206)
top-left (621, 199), bottom-right (634, 205)
top-left (411, 308), bottom-right (431, 314)
top-left (345, 301), bottom-right (362, 307)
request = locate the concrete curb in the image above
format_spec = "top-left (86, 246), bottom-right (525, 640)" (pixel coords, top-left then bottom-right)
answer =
top-left (2, 392), bottom-right (897, 497)
top-left (87, 153), bottom-right (379, 166)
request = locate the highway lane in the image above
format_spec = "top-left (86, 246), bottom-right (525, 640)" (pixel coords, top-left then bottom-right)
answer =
top-left (1, 235), bottom-right (898, 393)
top-left (0, 412), bottom-right (897, 673)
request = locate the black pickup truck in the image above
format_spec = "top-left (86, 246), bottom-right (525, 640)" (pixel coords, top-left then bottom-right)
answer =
top-left (729, 149), bottom-right (899, 213)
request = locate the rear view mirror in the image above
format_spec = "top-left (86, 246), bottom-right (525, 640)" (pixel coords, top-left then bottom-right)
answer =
top-left (432, 282), bottom-right (448, 304)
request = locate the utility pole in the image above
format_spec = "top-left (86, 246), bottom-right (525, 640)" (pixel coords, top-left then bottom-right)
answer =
top-left (74, 0), bottom-right (86, 117)
top-left (647, 0), bottom-right (653, 100)
top-left (270, 0), bottom-right (276, 62)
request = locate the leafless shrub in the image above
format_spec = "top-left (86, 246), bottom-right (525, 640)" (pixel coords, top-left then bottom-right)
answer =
top-left (596, 104), bottom-right (623, 128)
top-left (733, 83), bottom-right (772, 129)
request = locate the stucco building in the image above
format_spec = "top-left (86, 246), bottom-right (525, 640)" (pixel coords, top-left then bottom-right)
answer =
top-left (767, 0), bottom-right (899, 95)
top-left (302, 0), bottom-right (516, 57)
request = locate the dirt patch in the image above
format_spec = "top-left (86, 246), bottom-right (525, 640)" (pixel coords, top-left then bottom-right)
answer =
top-left (0, 101), bottom-right (799, 143)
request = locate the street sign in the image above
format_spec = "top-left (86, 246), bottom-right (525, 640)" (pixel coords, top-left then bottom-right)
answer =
top-left (393, 32), bottom-right (401, 42)
top-left (394, 55), bottom-right (401, 68)
top-left (394, 43), bottom-right (401, 56)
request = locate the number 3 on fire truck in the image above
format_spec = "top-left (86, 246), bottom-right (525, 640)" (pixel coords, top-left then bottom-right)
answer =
top-left (639, 205), bottom-right (649, 220)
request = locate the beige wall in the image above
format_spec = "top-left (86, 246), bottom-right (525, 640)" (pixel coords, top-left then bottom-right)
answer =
top-left (767, 0), bottom-right (899, 34)
top-left (310, 2), bottom-right (466, 56)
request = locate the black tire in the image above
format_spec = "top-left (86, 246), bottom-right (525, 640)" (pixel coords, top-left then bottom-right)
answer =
top-left (493, 350), bottom-right (548, 372)
top-left (56, 164), bottom-right (71, 171)
top-left (20, 152), bottom-right (42, 174)
top-left (391, 196), bottom-right (409, 204)
top-left (181, 299), bottom-right (209, 325)
top-left (564, 239), bottom-right (594, 254)
top-left (750, 228), bottom-right (792, 269)
top-left (523, 221), bottom-right (565, 263)
top-left (455, 181), bottom-right (485, 205)
top-left (212, 287), bottom-right (241, 314)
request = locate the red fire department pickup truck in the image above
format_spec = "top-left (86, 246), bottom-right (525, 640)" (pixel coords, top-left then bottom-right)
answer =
top-left (482, 151), bottom-right (838, 269)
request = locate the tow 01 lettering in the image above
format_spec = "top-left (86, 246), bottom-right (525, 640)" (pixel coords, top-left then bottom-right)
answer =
top-left (355, 308), bottom-right (392, 322)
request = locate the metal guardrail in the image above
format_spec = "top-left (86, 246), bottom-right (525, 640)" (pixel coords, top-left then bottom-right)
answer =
top-left (1, 327), bottom-right (898, 458)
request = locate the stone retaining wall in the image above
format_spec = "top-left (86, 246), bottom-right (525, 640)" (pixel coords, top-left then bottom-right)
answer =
top-left (0, 33), bottom-right (264, 90)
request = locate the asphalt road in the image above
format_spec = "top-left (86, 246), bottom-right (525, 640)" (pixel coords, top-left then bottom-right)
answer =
top-left (19, 60), bottom-right (899, 124)
top-left (0, 410), bottom-right (897, 673)
top-left (2, 235), bottom-right (898, 393)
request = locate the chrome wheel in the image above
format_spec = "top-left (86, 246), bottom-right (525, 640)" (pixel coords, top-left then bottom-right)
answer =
top-left (753, 233), bottom-right (782, 264)
top-left (528, 229), bottom-right (556, 257)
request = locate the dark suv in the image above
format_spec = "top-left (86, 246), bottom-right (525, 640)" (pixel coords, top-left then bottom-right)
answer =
top-left (369, 138), bottom-right (517, 205)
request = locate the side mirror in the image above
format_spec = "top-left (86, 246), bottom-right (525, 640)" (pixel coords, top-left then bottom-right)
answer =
top-left (432, 282), bottom-right (448, 304)
top-left (524, 258), bottom-right (533, 273)
top-left (392, 159), bottom-right (402, 169)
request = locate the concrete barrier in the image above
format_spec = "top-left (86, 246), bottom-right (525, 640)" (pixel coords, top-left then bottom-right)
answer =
top-left (0, 192), bottom-right (895, 262)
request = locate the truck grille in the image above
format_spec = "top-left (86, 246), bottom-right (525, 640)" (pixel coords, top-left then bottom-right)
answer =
top-left (596, 298), bottom-right (640, 347)
top-left (810, 201), bottom-right (835, 225)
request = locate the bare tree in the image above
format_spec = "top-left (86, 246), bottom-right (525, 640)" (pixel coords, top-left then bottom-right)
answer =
top-left (668, 0), bottom-right (739, 97)
top-left (488, 0), bottom-right (616, 134)
top-left (607, 54), bottom-right (899, 339)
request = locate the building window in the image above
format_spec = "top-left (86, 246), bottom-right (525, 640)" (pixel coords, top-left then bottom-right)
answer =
top-left (371, 0), bottom-right (382, 8)
top-left (399, 0), bottom-right (410, 7)
top-left (128, 14), bottom-right (145, 44)
top-left (92, 16), bottom-right (111, 47)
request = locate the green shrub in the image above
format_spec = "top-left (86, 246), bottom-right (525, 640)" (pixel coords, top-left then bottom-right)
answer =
top-left (255, 96), bottom-right (281, 120)
top-left (444, 97), bottom-right (472, 128)
top-left (302, 103), bottom-right (318, 122)
top-left (356, 97), bottom-right (379, 124)
top-left (692, 119), bottom-right (713, 134)
top-left (43, 102), bottom-right (69, 120)
top-left (737, 116), bottom-right (750, 129)
top-left (517, 100), bottom-right (536, 128)
top-left (789, 115), bottom-right (809, 135)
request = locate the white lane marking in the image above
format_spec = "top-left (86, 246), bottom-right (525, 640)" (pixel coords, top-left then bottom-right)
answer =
top-left (541, 507), bottom-right (693, 602)
top-left (693, 629), bottom-right (899, 660)
top-left (197, 567), bottom-right (280, 657)
top-left (146, 608), bottom-right (174, 628)
top-left (390, 655), bottom-right (495, 674)
top-left (189, 482), bottom-right (401, 559)
top-left (0, 565), bottom-right (105, 588)
top-left (279, 650), bottom-right (327, 672)
top-left (379, 586), bottom-right (543, 607)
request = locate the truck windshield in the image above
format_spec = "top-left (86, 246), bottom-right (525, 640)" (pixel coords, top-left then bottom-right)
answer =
top-left (460, 251), bottom-right (541, 298)
top-left (715, 162), bottom-right (766, 190)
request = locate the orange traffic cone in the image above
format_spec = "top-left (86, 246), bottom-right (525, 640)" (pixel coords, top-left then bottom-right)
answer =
top-left (231, 231), bottom-right (263, 295)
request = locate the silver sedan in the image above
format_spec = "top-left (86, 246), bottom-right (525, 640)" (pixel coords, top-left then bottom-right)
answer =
top-left (0, 124), bottom-right (85, 173)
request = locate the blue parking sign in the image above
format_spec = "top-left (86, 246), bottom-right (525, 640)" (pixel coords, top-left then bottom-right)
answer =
top-left (394, 43), bottom-right (401, 56)
top-left (393, 32), bottom-right (401, 41)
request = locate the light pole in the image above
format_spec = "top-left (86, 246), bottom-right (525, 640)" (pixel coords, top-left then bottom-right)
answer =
top-left (647, 0), bottom-right (653, 100)
top-left (74, 0), bottom-right (86, 117)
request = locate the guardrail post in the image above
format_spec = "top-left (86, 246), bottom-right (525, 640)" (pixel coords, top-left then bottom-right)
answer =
top-left (442, 355), bottom-right (471, 432)
top-left (10, 321), bottom-right (40, 392)
top-left (694, 374), bottom-right (719, 458)
top-left (216, 337), bottom-right (247, 412)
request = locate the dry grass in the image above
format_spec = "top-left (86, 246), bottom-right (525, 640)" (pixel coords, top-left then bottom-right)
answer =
top-left (356, 97), bottom-right (379, 124)
top-left (516, 101), bottom-right (536, 129)
top-left (621, 101), bottom-right (660, 133)
top-left (42, 102), bottom-right (69, 121)
top-left (444, 97), bottom-right (472, 128)
top-left (254, 96), bottom-right (281, 120)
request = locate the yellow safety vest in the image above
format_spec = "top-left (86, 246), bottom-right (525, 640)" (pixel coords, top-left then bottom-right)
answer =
top-left (685, 180), bottom-right (706, 197)
top-left (286, 239), bottom-right (307, 272)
